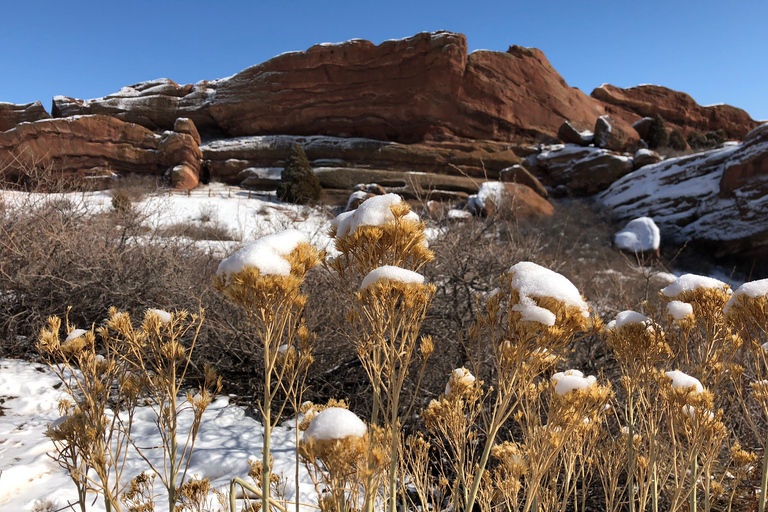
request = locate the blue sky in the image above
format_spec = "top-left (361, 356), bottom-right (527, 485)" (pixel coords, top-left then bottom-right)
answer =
top-left (2, 0), bottom-right (766, 121)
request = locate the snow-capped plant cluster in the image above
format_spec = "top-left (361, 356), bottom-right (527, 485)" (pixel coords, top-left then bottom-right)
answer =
top-left (15, 190), bottom-right (768, 512)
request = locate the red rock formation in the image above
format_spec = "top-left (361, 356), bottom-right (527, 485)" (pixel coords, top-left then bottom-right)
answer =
top-left (0, 115), bottom-right (202, 189)
top-left (592, 84), bottom-right (759, 139)
top-left (0, 101), bottom-right (51, 132)
top-left (52, 79), bottom-right (217, 131)
top-left (52, 32), bottom-right (613, 144)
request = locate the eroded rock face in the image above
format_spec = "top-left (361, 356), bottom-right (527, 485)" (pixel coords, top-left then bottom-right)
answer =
top-left (0, 115), bottom-right (202, 188)
top-left (52, 78), bottom-right (217, 131)
top-left (535, 145), bottom-right (633, 196)
top-left (593, 84), bottom-right (759, 139)
top-left (593, 115), bottom-right (640, 152)
top-left (53, 32), bottom-right (608, 144)
top-left (600, 123), bottom-right (768, 259)
top-left (0, 101), bottom-right (51, 131)
top-left (200, 134), bottom-right (529, 184)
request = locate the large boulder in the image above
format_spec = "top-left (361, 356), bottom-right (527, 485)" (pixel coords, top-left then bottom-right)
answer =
top-left (52, 78), bottom-right (217, 131)
top-left (54, 32), bottom-right (606, 144)
top-left (0, 101), bottom-right (51, 131)
top-left (593, 115), bottom-right (640, 152)
top-left (499, 164), bottom-right (548, 198)
top-left (467, 182), bottom-right (554, 217)
top-left (557, 121), bottom-right (593, 146)
top-left (0, 115), bottom-right (202, 188)
top-left (600, 123), bottom-right (768, 259)
top-left (633, 148), bottom-right (662, 169)
top-left (592, 84), bottom-right (759, 140)
top-left (535, 145), bottom-right (633, 196)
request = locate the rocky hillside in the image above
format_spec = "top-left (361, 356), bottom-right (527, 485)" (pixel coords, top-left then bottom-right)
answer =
top-left (1, 30), bottom-right (766, 262)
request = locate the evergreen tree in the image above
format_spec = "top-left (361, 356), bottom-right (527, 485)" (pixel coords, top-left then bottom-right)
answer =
top-left (668, 129), bottom-right (687, 151)
top-left (647, 114), bottom-right (669, 149)
top-left (276, 144), bottom-right (321, 204)
top-left (687, 130), bottom-right (708, 149)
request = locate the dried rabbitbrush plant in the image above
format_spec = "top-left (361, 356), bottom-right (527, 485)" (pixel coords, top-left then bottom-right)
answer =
top-left (215, 229), bottom-right (320, 512)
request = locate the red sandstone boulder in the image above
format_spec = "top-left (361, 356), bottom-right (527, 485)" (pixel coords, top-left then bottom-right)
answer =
top-left (0, 115), bottom-right (202, 189)
top-left (592, 84), bottom-right (759, 139)
top-left (468, 182), bottom-right (554, 217)
top-left (0, 101), bottom-right (51, 132)
top-left (535, 145), bottom-right (633, 196)
top-left (557, 121), bottom-right (593, 146)
top-left (499, 164), bottom-right (548, 198)
top-left (593, 115), bottom-right (640, 152)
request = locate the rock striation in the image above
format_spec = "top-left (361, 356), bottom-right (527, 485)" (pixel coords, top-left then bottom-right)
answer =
top-left (592, 84), bottom-right (759, 139)
top-left (0, 101), bottom-right (51, 132)
top-left (600, 123), bottom-right (768, 259)
top-left (52, 32), bottom-right (608, 144)
top-left (0, 115), bottom-right (202, 188)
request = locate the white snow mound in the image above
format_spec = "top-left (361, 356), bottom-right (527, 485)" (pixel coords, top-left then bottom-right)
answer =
top-left (147, 308), bottom-right (172, 324)
top-left (613, 217), bottom-right (660, 252)
top-left (661, 274), bottom-right (731, 298)
top-left (304, 407), bottom-right (367, 442)
top-left (360, 265), bottom-right (424, 290)
top-left (512, 303), bottom-right (557, 326)
top-left (445, 368), bottom-right (476, 395)
top-left (332, 194), bottom-right (419, 237)
top-left (724, 278), bottom-right (768, 313)
top-left (64, 329), bottom-right (87, 343)
top-left (216, 229), bottom-right (309, 280)
top-left (614, 310), bottom-right (650, 328)
top-left (551, 369), bottom-right (596, 395)
top-left (665, 370), bottom-right (704, 393)
top-left (667, 301), bottom-right (694, 320)
top-left (508, 262), bottom-right (589, 318)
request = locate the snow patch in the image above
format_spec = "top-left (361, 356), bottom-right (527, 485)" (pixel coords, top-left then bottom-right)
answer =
top-left (508, 262), bottom-right (589, 318)
top-left (551, 369), bottom-right (597, 395)
top-left (332, 194), bottom-right (418, 237)
top-left (725, 278), bottom-right (768, 313)
top-left (665, 370), bottom-right (704, 393)
top-left (613, 217), bottom-right (660, 252)
top-left (667, 301), bottom-right (694, 320)
top-left (304, 407), bottom-right (367, 442)
top-left (360, 265), bottom-right (424, 290)
top-left (661, 274), bottom-right (731, 298)
top-left (216, 229), bottom-right (309, 280)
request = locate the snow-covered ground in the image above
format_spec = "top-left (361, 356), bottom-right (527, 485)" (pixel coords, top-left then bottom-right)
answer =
top-left (0, 182), bottom-right (337, 258)
top-left (0, 358), bottom-right (318, 511)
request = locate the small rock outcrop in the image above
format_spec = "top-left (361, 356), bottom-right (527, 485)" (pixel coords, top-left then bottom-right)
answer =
top-left (593, 115), bottom-right (640, 152)
top-left (468, 182), bottom-right (554, 217)
top-left (557, 121), bottom-right (593, 146)
top-left (593, 84), bottom-right (759, 139)
top-left (600, 123), bottom-right (768, 259)
top-left (0, 115), bottom-right (202, 189)
top-left (0, 101), bottom-right (51, 131)
top-left (535, 145), bottom-right (633, 196)
top-left (633, 148), bottom-right (662, 169)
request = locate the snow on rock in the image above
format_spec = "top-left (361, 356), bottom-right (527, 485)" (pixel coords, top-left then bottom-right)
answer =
top-left (667, 301), bottom-right (694, 320)
top-left (332, 193), bottom-right (419, 237)
top-left (360, 265), bottom-right (424, 290)
top-left (613, 217), bottom-right (660, 252)
top-left (447, 209), bottom-right (472, 220)
top-left (467, 182), bottom-right (507, 211)
top-left (665, 370), bottom-right (704, 393)
top-left (724, 278), bottom-right (768, 313)
top-left (304, 407), bottom-right (367, 442)
top-left (508, 262), bottom-right (589, 318)
top-left (147, 308), bottom-right (172, 324)
top-left (551, 369), bottom-right (597, 395)
top-left (661, 274), bottom-right (731, 298)
top-left (445, 368), bottom-right (476, 395)
top-left (64, 329), bottom-right (87, 343)
top-left (512, 303), bottom-right (557, 326)
top-left (216, 229), bottom-right (309, 280)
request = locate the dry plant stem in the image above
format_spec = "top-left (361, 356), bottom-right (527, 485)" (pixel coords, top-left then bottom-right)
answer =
top-left (761, 435), bottom-right (768, 512)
